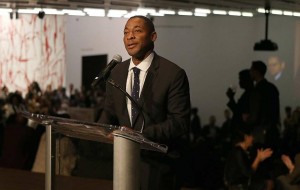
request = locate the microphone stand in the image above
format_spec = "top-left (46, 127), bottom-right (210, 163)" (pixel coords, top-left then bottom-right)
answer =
top-left (106, 78), bottom-right (145, 133)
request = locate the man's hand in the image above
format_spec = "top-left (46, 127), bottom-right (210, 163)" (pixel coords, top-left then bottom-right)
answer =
top-left (257, 148), bottom-right (273, 162)
top-left (226, 88), bottom-right (235, 99)
top-left (281, 154), bottom-right (295, 173)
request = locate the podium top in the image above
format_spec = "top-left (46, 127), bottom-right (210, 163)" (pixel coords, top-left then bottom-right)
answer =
top-left (21, 111), bottom-right (167, 153)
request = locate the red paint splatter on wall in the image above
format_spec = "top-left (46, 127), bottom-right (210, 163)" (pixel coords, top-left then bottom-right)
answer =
top-left (0, 14), bottom-right (66, 95)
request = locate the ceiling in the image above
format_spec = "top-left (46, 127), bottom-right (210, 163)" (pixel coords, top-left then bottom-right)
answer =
top-left (1, 0), bottom-right (300, 13)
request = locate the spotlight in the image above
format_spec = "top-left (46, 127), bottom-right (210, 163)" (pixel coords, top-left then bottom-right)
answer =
top-left (254, 39), bottom-right (278, 51)
top-left (38, 11), bottom-right (45, 19)
top-left (9, 11), bottom-right (19, 19)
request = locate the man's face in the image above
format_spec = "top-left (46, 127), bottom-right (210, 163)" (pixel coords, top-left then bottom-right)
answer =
top-left (250, 67), bottom-right (256, 80)
top-left (239, 76), bottom-right (246, 89)
top-left (123, 17), bottom-right (157, 60)
top-left (245, 134), bottom-right (254, 147)
top-left (267, 56), bottom-right (284, 76)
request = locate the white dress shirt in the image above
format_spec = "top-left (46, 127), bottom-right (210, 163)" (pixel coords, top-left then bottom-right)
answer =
top-left (126, 52), bottom-right (154, 125)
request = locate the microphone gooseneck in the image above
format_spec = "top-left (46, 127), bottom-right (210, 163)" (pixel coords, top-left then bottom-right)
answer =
top-left (107, 78), bottom-right (145, 133)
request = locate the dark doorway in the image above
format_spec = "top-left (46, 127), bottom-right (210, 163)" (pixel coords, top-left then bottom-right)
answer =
top-left (82, 54), bottom-right (107, 91)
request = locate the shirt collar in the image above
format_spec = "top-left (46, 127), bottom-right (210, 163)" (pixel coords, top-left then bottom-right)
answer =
top-left (128, 52), bottom-right (154, 72)
top-left (274, 72), bottom-right (282, 81)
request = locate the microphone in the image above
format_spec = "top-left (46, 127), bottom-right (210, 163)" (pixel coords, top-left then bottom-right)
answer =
top-left (91, 54), bottom-right (122, 88)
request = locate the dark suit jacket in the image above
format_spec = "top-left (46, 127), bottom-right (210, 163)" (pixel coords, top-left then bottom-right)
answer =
top-left (249, 79), bottom-right (280, 146)
top-left (250, 79), bottom-right (280, 127)
top-left (99, 52), bottom-right (191, 149)
top-left (227, 89), bottom-right (252, 128)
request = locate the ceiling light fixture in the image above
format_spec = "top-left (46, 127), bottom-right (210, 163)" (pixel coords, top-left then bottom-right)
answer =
top-left (271, 9), bottom-right (282, 15)
top-left (124, 11), bottom-right (145, 18)
top-left (212, 10), bottom-right (227, 15)
top-left (293, 12), bottom-right (300, 17)
top-left (107, 9), bottom-right (127, 17)
top-left (194, 12), bottom-right (207, 17)
top-left (43, 8), bottom-right (64, 15)
top-left (149, 12), bottom-right (164, 16)
top-left (83, 8), bottom-right (105, 17)
top-left (137, 7), bottom-right (156, 15)
top-left (242, 12), bottom-right (253, 17)
top-left (0, 8), bottom-right (12, 14)
top-left (228, 11), bottom-right (241, 16)
top-left (62, 9), bottom-right (85, 16)
top-left (17, 9), bottom-right (39, 14)
top-left (257, 8), bottom-right (266, 13)
top-left (158, 9), bottom-right (175, 15)
top-left (178, 10), bottom-right (193, 16)
top-left (195, 8), bottom-right (211, 14)
top-left (0, 8), bottom-right (12, 18)
top-left (283, 11), bottom-right (293, 16)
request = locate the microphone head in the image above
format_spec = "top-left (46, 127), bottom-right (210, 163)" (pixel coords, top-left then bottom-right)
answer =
top-left (113, 54), bottom-right (122, 63)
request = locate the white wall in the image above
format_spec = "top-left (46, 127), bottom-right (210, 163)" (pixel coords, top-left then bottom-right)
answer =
top-left (65, 16), bottom-right (128, 88)
top-left (65, 15), bottom-right (299, 126)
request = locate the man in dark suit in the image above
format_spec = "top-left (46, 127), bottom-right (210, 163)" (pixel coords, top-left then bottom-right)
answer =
top-left (226, 69), bottom-right (254, 134)
top-left (249, 61), bottom-right (280, 148)
top-left (249, 61), bottom-right (280, 190)
top-left (99, 16), bottom-right (191, 190)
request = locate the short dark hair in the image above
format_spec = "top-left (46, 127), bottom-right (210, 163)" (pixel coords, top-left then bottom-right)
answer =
top-left (239, 69), bottom-right (251, 81)
top-left (251, 60), bottom-right (267, 76)
top-left (129, 15), bottom-right (155, 33)
top-left (232, 124), bottom-right (253, 144)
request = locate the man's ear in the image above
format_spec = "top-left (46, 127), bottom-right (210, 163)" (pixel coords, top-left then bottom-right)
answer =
top-left (151, 31), bottom-right (157, 42)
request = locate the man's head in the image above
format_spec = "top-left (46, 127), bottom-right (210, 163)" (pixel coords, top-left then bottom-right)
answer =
top-left (191, 107), bottom-right (198, 115)
top-left (250, 60), bottom-right (267, 82)
top-left (233, 124), bottom-right (254, 147)
top-left (267, 56), bottom-right (285, 77)
top-left (123, 15), bottom-right (157, 64)
top-left (238, 69), bottom-right (253, 89)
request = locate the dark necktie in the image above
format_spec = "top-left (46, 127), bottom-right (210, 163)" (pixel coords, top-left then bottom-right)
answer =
top-left (131, 67), bottom-right (140, 125)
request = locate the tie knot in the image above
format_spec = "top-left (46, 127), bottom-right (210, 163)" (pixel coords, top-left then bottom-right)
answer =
top-left (132, 67), bottom-right (140, 75)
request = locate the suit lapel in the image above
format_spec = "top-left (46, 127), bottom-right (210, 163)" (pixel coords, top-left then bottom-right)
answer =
top-left (119, 60), bottom-right (131, 127)
top-left (134, 54), bottom-right (160, 130)
top-left (140, 53), bottom-right (159, 108)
